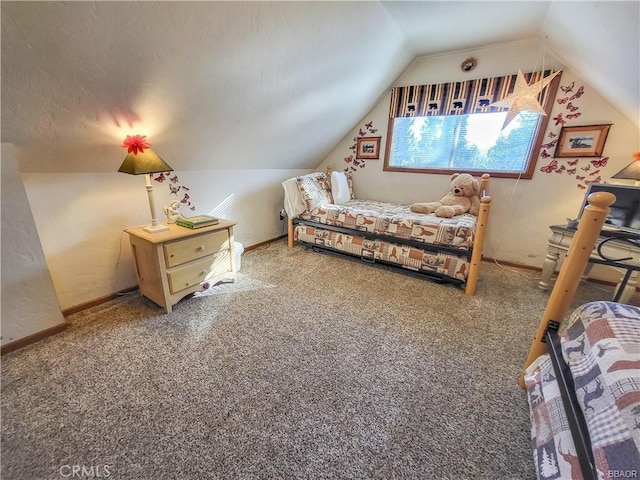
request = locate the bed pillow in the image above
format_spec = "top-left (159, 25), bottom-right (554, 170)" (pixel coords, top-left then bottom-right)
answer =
top-left (331, 171), bottom-right (351, 204)
top-left (296, 172), bottom-right (333, 211)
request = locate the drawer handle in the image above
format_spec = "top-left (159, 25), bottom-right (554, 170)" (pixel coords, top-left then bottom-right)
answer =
top-left (199, 245), bottom-right (206, 251)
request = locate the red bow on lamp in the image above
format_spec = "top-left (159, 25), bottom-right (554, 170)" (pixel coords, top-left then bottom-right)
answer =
top-left (122, 134), bottom-right (151, 155)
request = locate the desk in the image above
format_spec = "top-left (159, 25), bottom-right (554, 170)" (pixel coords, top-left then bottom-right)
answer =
top-left (538, 225), bottom-right (640, 304)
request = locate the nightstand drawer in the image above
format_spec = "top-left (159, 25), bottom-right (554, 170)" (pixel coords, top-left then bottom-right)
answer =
top-left (164, 230), bottom-right (229, 268)
top-left (167, 257), bottom-right (215, 294)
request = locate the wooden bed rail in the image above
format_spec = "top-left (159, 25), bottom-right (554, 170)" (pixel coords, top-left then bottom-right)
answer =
top-left (518, 191), bottom-right (616, 388)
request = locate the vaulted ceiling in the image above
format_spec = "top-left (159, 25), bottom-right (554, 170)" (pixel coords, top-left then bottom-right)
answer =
top-left (2, 1), bottom-right (638, 173)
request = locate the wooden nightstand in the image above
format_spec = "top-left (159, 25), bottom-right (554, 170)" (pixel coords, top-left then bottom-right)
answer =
top-left (125, 219), bottom-right (237, 313)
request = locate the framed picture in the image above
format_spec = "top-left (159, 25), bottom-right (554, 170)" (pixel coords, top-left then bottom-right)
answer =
top-left (356, 137), bottom-right (381, 159)
top-left (554, 124), bottom-right (611, 158)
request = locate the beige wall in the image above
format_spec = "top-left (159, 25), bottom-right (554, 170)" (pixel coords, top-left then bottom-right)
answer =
top-left (318, 39), bottom-right (639, 281)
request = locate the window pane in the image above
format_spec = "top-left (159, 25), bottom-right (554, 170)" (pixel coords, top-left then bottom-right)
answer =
top-left (388, 111), bottom-right (540, 174)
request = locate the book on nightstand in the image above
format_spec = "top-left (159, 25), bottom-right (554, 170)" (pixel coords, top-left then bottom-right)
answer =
top-left (176, 215), bottom-right (220, 229)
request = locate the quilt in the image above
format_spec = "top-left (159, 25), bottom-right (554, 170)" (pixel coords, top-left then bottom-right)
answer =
top-left (300, 199), bottom-right (476, 249)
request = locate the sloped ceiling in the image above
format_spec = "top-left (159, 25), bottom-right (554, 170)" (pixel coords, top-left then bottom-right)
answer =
top-left (1, 1), bottom-right (638, 173)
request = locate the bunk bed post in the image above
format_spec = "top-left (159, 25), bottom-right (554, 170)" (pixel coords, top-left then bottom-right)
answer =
top-left (287, 217), bottom-right (294, 249)
top-left (518, 191), bottom-right (616, 388)
top-left (465, 173), bottom-right (491, 296)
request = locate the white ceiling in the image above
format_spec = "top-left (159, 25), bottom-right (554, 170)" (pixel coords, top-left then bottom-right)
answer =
top-left (2, 1), bottom-right (638, 172)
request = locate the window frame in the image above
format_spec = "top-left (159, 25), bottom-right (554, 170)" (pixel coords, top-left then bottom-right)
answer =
top-left (383, 74), bottom-right (562, 179)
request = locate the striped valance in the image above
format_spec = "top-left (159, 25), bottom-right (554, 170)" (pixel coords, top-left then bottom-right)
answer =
top-left (389, 70), bottom-right (556, 118)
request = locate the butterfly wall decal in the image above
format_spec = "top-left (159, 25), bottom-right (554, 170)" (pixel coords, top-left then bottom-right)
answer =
top-left (540, 160), bottom-right (558, 173)
top-left (591, 157), bottom-right (608, 168)
top-left (567, 159), bottom-right (579, 166)
top-left (540, 150), bottom-right (550, 158)
top-left (541, 139), bottom-right (558, 149)
top-left (553, 113), bottom-right (566, 126)
top-left (585, 176), bottom-right (601, 184)
top-left (560, 81), bottom-right (575, 94)
top-left (566, 113), bottom-right (581, 120)
top-left (566, 102), bottom-right (579, 112)
top-left (569, 86), bottom-right (584, 100)
top-left (169, 184), bottom-right (181, 195)
top-left (557, 97), bottom-right (569, 105)
top-left (567, 168), bottom-right (576, 175)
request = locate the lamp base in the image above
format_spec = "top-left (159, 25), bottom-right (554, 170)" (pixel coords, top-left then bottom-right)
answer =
top-left (143, 223), bottom-right (170, 233)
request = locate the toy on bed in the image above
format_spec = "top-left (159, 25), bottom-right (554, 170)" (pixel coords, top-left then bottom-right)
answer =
top-left (282, 166), bottom-right (491, 295)
top-left (410, 173), bottom-right (481, 218)
top-left (519, 191), bottom-right (640, 480)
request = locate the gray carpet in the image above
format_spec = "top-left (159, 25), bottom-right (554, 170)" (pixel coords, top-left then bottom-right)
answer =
top-left (2, 239), bottom-right (636, 480)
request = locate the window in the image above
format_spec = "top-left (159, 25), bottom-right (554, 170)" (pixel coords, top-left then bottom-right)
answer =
top-left (383, 71), bottom-right (561, 179)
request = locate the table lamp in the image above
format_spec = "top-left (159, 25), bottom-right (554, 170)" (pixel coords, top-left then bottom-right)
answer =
top-left (118, 135), bottom-right (173, 233)
top-left (611, 152), bottom-right (640, 186)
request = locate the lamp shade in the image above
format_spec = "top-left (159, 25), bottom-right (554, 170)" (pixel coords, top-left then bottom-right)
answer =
top-left (118, 149), bottom-right (173, 175)
top-left (611, 159), bottom-right (640, 181)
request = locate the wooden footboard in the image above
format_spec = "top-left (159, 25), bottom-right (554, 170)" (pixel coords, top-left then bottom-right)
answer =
top-left (518, 191), bottom-right (616, 388)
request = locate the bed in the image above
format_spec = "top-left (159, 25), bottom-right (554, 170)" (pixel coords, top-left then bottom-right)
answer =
top-left (282, 167), bottom-right (491, 295)
top-left (520, 191), bottom-right (640, 480)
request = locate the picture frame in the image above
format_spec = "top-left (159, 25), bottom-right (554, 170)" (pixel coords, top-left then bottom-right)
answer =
top-left (554, 124), bottom-right (611, 158)
top-left (356, 136), bottom-right (381, 159)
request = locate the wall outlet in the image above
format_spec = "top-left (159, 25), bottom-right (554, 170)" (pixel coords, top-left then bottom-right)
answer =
top-left (279, 209), bottom-right (286, 220)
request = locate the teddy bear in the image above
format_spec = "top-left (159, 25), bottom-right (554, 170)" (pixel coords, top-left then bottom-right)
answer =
top-left (410, 173), bottom-right (480, 218)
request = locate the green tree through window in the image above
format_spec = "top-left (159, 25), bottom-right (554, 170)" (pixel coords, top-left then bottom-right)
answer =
top-left (385, 110), bottom-right (544, 178)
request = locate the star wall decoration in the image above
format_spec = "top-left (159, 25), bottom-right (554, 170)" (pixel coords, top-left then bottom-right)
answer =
top-left (491, 69), bottom-right (561, 128)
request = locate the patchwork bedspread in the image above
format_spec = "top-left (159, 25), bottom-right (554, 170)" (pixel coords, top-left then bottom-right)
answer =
top-left (525, 301), bottom-right (640, 480)
top-left (299, 199), bottom-right (476, 249)
top-left (294, 224), bottom-right (470, 281)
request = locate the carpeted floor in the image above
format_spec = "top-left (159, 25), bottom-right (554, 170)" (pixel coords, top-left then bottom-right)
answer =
top-left (2, 239), bottom-right (636, 480)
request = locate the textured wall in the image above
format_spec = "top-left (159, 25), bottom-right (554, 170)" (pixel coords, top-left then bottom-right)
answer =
top-left (1, 144), bottom-right (66, 345)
